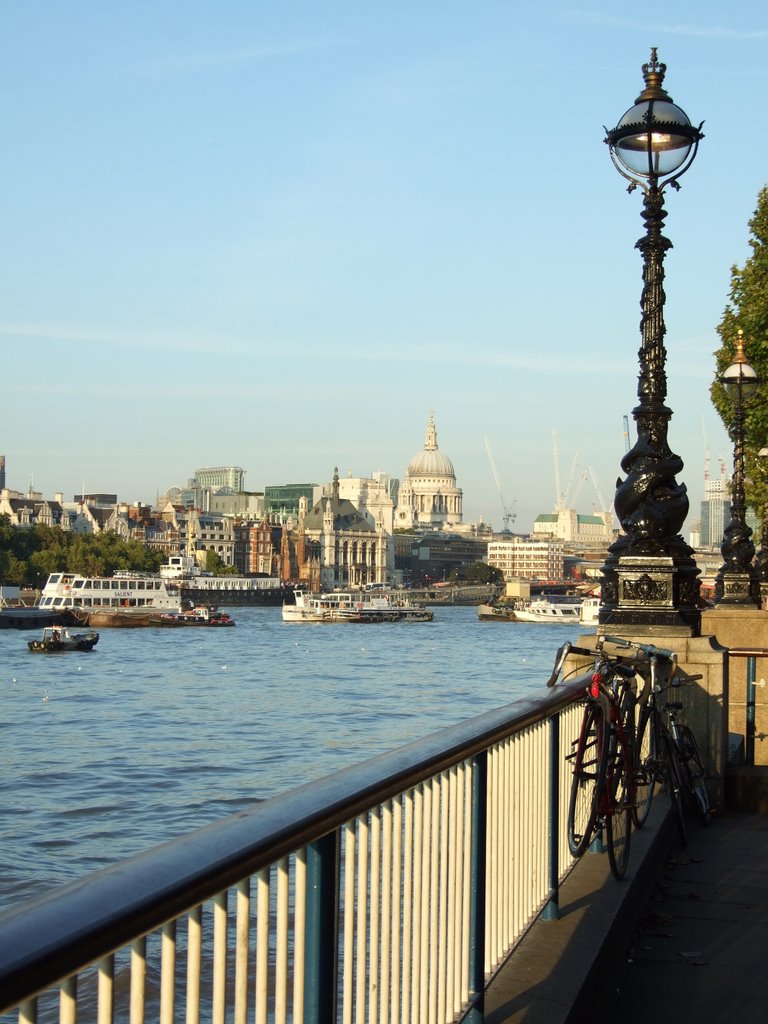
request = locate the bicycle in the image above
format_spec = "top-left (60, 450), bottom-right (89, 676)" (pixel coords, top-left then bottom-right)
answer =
top-left (547, 635), bottom-right (640, 880)
top-left (607, 637), bottom-right (711, 843)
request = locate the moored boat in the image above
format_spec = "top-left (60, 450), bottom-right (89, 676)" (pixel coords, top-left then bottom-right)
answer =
top-left (28, 626), bottom-right (99, 653)
top-left (512, 599), bottom-right (581, 623)
top-left (38, 571), bottom-right (182, 627)
top-left (283, 589), bottom-right (433, 624)
top-left (160, 556), bottom-right (289, 607)
top-left (149, 606), bottom-right (236, 627)
top-left (478, 597), bottom-right (582, 623)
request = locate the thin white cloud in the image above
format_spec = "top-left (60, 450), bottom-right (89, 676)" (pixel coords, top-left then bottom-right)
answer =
top-left (562, 10), bottom-right (768, 40)
top-left (141, 38), bottom-right (347, 73)
top-left (0, 321), bottom-right (630, 375)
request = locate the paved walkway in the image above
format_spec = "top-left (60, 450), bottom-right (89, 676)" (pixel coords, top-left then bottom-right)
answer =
top-left (596, 811), bottom-right (768, 1024)
top-left (483, 804), bottom-right (768, 1023)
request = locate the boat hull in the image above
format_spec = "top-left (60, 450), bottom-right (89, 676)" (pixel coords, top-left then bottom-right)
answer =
top-left (28, 630), bottom-right (99, 652)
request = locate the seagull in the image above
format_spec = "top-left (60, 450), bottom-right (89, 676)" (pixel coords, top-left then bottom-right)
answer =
top-left (42, 691), bottom-right (49, 703)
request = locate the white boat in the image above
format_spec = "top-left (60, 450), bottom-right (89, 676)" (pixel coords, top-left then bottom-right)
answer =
top-left (38, 571), bottom-right (181, 626)
top-left (579, 596), bottom-right (601, 626)
top-left (508, 599), bottom-right (582, 624)
top-left (283, 589), bottom-right (433, 624)
top-left (160, 555), bottom-right (285, 606)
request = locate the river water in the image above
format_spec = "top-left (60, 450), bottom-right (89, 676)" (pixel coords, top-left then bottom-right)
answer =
top-left (0, 606), bottom-right (589, 912)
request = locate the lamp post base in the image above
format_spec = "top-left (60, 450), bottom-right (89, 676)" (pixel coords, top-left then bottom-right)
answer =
top-left (715, 569), bottom-right (761, 607)
top-left (599, 554), bottom-right (701, 637)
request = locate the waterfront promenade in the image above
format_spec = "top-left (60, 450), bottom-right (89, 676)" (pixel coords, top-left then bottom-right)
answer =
top-left (485, 801), bottom-right (768, 1023)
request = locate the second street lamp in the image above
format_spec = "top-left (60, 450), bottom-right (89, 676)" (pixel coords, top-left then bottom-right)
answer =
top-left (756, 444), bottom-right (768, 605)
top-left (599, 49), bottom-right (705, 637)
top-left (715, 331), bottom-right (760, 606)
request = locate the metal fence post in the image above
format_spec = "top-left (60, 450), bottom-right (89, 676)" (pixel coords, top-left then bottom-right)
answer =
top-left (303, 831), bottom-right (340, 1024)
top-left (746, 655), bottom-right (757, 766)
top-left (465, 750), bottom-right (488, 1024)
top-left (542, 714), bottom-right (560, 920)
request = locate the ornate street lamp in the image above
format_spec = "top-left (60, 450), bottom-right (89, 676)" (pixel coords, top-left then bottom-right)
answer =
top-left (599, 49), bottom-right (705, 636)
top-left (715, 331), bottom-right (760, 605)
top-left (756, 444), bottom-right (768, 605)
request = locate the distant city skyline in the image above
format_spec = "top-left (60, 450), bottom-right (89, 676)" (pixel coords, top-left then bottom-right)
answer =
top-left (3, 4), bottom-right (762, 532)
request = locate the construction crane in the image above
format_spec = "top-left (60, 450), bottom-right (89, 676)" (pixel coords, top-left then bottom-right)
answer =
top-left (552, 430), bottom-right (579, 511)
top-left (483, 436), bottom-right (517, 531)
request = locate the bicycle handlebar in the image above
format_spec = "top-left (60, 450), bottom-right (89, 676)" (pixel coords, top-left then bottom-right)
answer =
top-left (602, 634), bottom-right (676, 660)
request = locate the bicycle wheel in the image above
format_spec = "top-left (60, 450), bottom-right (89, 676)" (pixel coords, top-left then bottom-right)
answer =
top-left (632, 706), bottom-right (656, 828)
top-left (662, 732), bottom-right (688, 846)
top-left (567, 700), bottom-right (608, 857)
top-left (677, 724), bottom-right (711, 824)
top-left (605, 725), bottom-right (633, 879)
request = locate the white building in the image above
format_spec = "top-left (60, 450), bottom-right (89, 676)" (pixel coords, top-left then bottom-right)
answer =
top-left (395, 415), bottom-right (463, 530)
top-left (532, 509), bottom-right (613, 549)
top-left (487, 537), bottom-right (565, 582)
top-left (337, 473), bottom-right (395, 536)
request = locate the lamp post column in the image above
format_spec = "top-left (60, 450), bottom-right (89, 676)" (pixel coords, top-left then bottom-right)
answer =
top-left (599, 50), bottom-right (704, 636)
top-left (715, 332), bottom-right (760, 606)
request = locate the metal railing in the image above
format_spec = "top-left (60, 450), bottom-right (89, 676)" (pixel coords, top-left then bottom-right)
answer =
top-left (728, 648), bottom-right (768, 766)
top-left (0, 675), bottom-right (589, 1024)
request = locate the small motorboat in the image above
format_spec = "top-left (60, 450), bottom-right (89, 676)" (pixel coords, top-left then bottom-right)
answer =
top-left (27, 626), bottom-right (99, 653)
top-left (149, 606), bottom-right (236, 627)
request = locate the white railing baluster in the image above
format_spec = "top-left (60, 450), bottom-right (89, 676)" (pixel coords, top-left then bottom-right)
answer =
top-left (98, 956), bottom-right (114, 1024)
top-left (356, 815), bottom-right (369, 1023)
top-left (255, 868), bottom-right (270, 1024)
top-left (160, 921), bottom-right (176, 1024)
top-left (342, 822), bottom-right (355, 1024)
top-left (235, 879), bottom-right (250, 1024)
top-left (60, 977), bottom-right (76, 1024)
top-left (369, 807), bottom-right (381, 1024)
top-left (213, 892), bottom-right (227, 1024)
top-left (275, 857), bottom-right (290, 1024)
top-left (293, 850), bottom-right (306, 1024)
top-left (380, 801), bottom-right (392, 1024)
top-left (130, 937), bottom-right (146, 1024)
top-left (186, 906), bottom-right (202, 1024)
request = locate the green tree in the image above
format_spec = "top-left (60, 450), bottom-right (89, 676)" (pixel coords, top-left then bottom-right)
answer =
top-left (711, 185), bottom-right (768, 528)
top-left (450, 561), bottom-right (503, 585)
top-left (205, 550), bottom-right (238, 575)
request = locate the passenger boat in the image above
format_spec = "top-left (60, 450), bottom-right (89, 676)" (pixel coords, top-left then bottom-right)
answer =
top-left (579, 596), bottom-right (601, 627)
top-left (38, 571), bottom-right (181, 627)
top-left (512, 600), bottom-right (581, 623)
top-left (160, 556), bottom-right (289, 607)
top-left (282, 589), bottom-right (433, 624)
top-left (149, 606), bottom-right (236, 627)
top-left (27, 626), bottom-right (99, 653)
top-left (477, 597), bottom-right (581, 624)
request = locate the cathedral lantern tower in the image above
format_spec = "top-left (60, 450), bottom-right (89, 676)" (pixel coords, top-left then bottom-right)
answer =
top-left (395, 414), bottom-right (463, 530)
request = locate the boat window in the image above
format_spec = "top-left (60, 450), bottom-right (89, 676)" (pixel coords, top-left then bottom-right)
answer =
top-left (50, 575), bottom-right (61, 584)
top-left (137, 580), bottom-right (145, 590)
top-left (72, 580), bottom-right (84, 589)
top-left (112, 581), bottom-right (121, 590)
top-left (92, 580), bottom-right (101, 590)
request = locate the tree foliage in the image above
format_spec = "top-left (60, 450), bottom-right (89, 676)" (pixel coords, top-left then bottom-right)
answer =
top-left (0, 517), bottom-right (164, 586)
top-left (450, 561), bottom-right (503, 584)
top-left (711, 185), bottom-right (768, 524)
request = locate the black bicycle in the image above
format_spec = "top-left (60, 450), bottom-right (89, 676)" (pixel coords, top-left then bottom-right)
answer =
top-left (604, 637), bottom-right (711, 845)
top-left (547, 636), bottom-right (639, 880)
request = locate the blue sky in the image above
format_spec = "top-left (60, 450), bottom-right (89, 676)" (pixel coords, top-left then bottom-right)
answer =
top-left (2, 3), bottom-right (766, 533)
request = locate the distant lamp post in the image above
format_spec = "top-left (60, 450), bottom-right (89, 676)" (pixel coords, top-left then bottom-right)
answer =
top-left (599, 48), bottom-right (705, 636)
top-left (757, 444), bottom-right (768, 605)
top-left (715, 331), bottom-right (760, 605)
